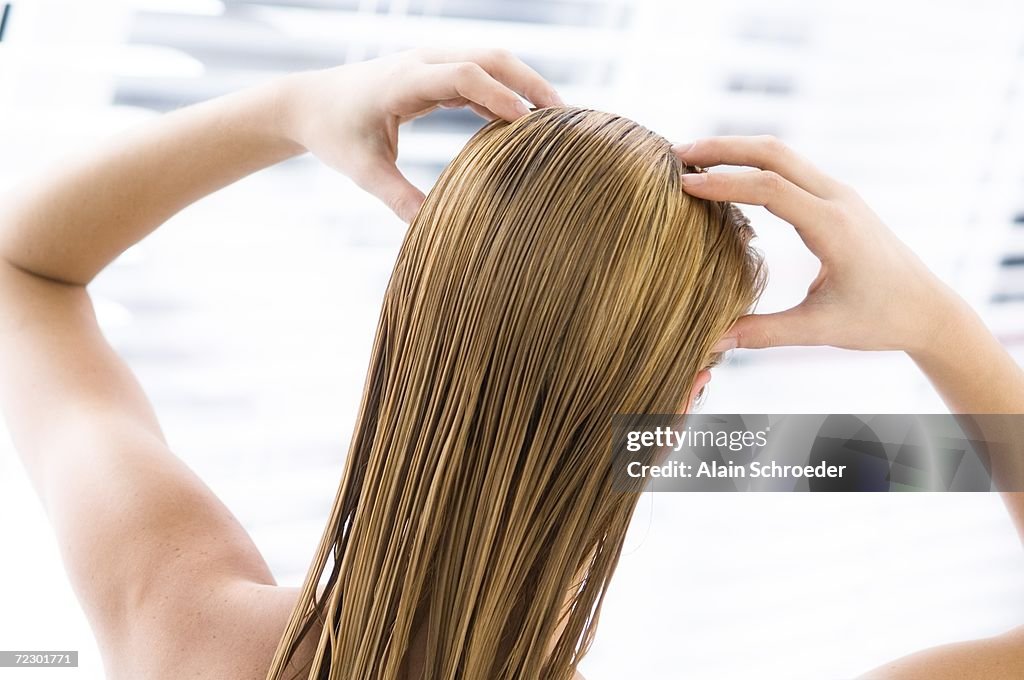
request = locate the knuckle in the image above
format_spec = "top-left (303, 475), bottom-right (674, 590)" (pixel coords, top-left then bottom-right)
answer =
top-left (389, 194), bottom-right (411, 217)
top-left (490, 47), bottom-right (516, 64)
top-left (454, 61), bottom-right (485, 80)
top-left (758, 134), bottom-right (786, 154)
top-left (743, 327), bottom-right (776, 349)
top-left (822, 200), bottom-right (851, 226)
top-left (760, 170), bottom-right (785, 196)
top-left (379, 185), bottom-right (414, 216)
top-left (833, 180), bottom-right (860, 202)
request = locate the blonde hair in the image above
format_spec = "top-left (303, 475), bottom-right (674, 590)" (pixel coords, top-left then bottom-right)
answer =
top-left (268, 107), bottom-right (764, 680)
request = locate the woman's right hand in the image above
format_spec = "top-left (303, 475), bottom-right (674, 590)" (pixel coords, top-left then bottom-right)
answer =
top-left (672, 136), bottom-right (963, 355)
top-left (279, 49), bottom-right (562, 222)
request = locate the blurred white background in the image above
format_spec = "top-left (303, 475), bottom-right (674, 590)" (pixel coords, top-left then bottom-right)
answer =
top-left (1, 0), bottom-right (1024, 678)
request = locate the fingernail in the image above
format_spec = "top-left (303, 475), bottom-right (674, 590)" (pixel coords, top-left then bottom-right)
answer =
top-left (672, 141), bottom-right (695, 154)
top-left (550, 90), bottom-right (566, 107)
top-left (681, 172), bottom-right (707, 186)
top-left (514, 100), bottom-right (531, 117)
top-left (712, 336), bottom-right (737, 353)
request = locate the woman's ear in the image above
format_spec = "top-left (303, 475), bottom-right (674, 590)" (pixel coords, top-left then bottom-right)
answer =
top-left (680, 369), bottom-right (712, 414)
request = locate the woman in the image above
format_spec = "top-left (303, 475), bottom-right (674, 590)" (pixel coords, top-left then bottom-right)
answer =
top-left (0, 49), bottom-right (1021, 679)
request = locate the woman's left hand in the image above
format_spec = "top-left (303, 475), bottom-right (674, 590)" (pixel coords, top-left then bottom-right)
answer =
top-left (278, 49), bottom-right (564, 222)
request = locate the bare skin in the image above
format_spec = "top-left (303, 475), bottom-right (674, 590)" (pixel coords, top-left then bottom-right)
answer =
top-left (0, 49), bottom-right (563, 680)
top-left (676, 136), bottom-right (1024, 677)
top-left (0, 48), bottom-right (1020, 679)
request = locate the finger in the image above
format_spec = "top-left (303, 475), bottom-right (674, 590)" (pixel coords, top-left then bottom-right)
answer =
top-left (418, 62), bottom-right (531, 122)
top-left (673, 136), bottom-right (841, 199)
top-left (717, 307), bottom-right (824, 350)
top-left (436, 98), bottom-right (496, 121)
top-left (419, 48), bottom-right (564, 108)
top-left (680, 169), bottom-right (834, 254)
top-left (436, 97), bottom-right (495, 120)
top-left (461, 49), bottom-right (564, 108)
top-left (354, 159), bottom-right (426, 223)
top-left (468, 102), bottom-right (498, 121)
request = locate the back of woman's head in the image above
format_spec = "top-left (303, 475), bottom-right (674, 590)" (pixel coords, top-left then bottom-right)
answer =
top-left (269, 107), bottom-right (764, 680)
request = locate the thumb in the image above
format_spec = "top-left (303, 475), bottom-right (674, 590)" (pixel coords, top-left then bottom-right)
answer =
top-left (716, 306), bottom-right (822, 350)
top-left (356, 159), bottom-right (426, 223)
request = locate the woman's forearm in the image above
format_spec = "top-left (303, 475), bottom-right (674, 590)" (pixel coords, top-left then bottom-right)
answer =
top-left (908, 292), bottom-right (1024, 415)
top-left (0, 52), bottom-right (565, 285)
top-left (0, 76), bottom-right (305, 286)
top-left (909, 293), bottom-right (1024, 534)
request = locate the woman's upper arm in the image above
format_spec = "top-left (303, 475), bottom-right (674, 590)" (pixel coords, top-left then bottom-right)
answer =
top-left (0, 262), bottom-right (273, 643)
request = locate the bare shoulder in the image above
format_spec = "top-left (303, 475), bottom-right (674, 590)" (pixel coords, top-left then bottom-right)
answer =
top-left (857, 625), bottom-right (1024, 680)
top-left (108, 582), bottom-right (318, 680)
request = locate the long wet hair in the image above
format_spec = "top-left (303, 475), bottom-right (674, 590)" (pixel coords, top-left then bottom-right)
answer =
top-left (267, 107), bottom-right (764, 680)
